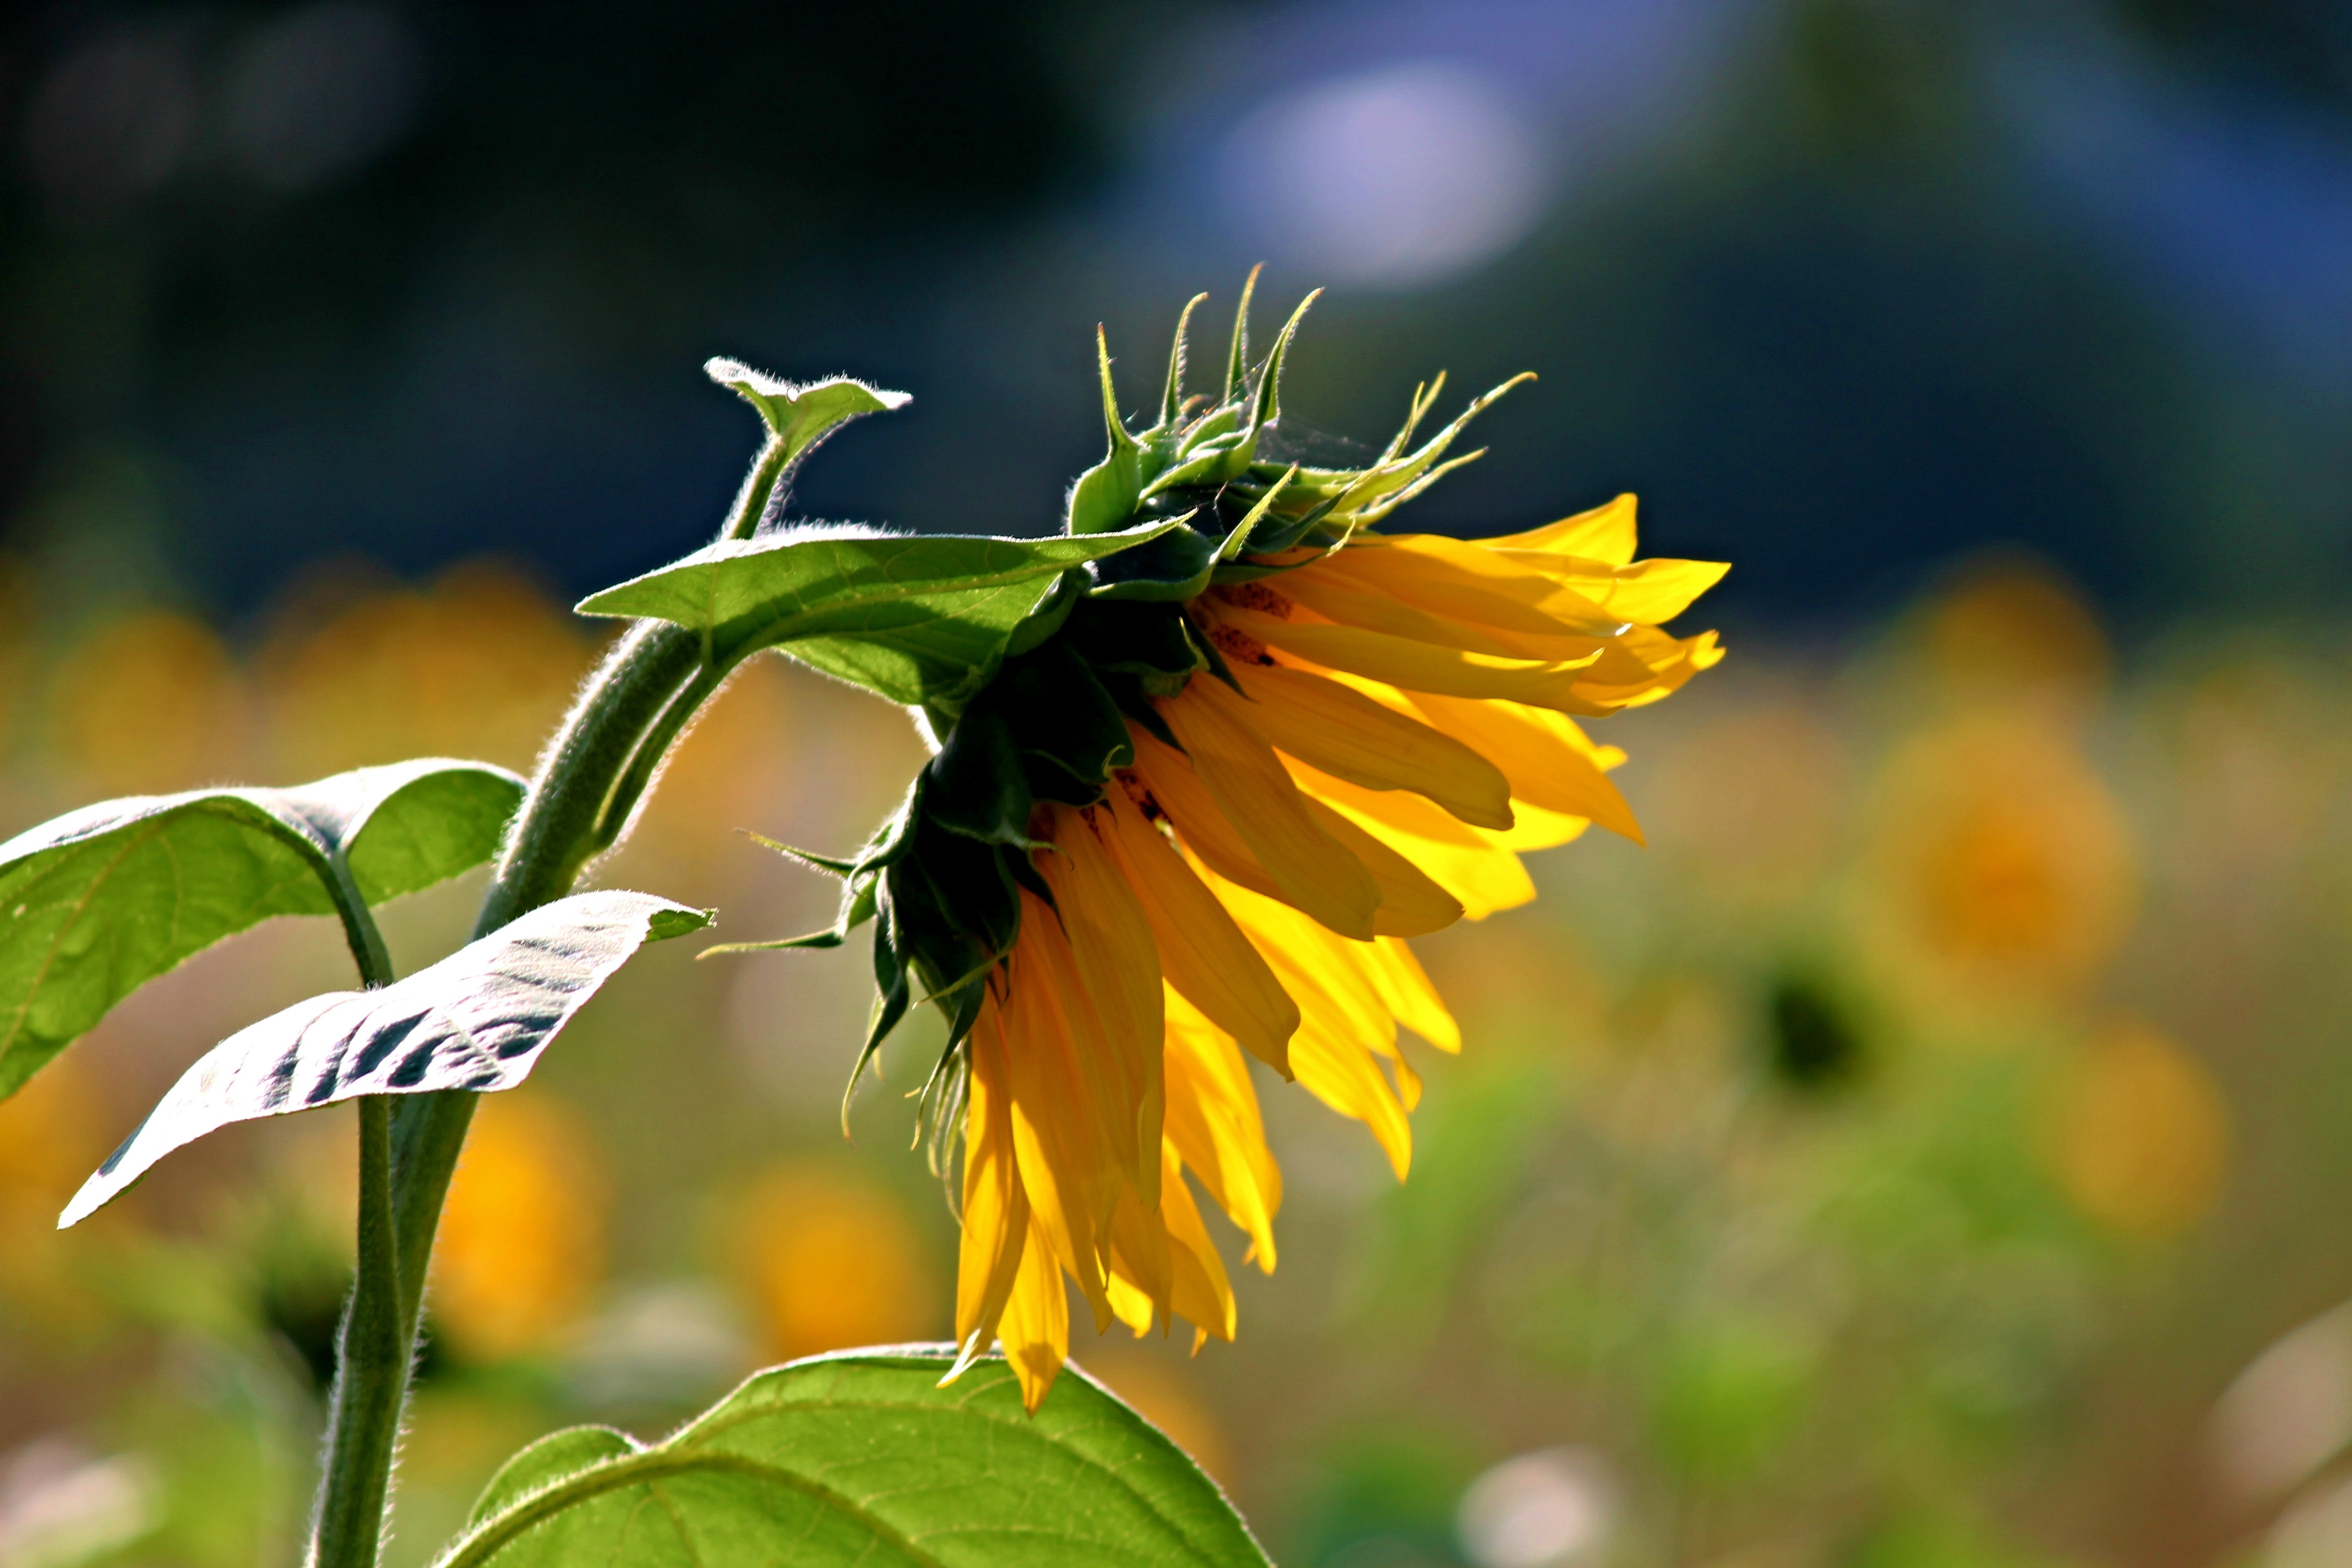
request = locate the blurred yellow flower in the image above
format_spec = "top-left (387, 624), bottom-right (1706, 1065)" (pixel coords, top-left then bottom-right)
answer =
top-left (430, 1093), bottom-right (607, 1361)
top-left (0, 1050), bottom-right (102, 1221)
top-left (46, 611), bottom-right (250, 796)
top-left (1920, 556), bottom-right (2110, 707)
top-left (1867, 712), bottom-right (2137, 999)
top-left (731, 1163), bottom-right (934, 1360)
top-left (951, 499), bottom-right (1724, 1409)
top-left (2047, 1018), bottom-right (2230, 1237)
top-left (258, 560), bottom-right (590, 777)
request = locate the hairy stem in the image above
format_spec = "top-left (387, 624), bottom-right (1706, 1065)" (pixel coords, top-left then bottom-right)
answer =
top-left (306, 432), bottom-right (785, 1568)
top-left (307, 857), bottom-right (399, 1568)
top-left (309, 1098), bottom-right (403, 1568)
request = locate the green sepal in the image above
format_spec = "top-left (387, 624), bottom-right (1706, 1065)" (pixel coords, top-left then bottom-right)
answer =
top-left (997, 643), bottom-right (1134, 798)
top-left (1101, 670), bottom-right (1183, 750)
top-left (1004, 569), bottom-right (1086, 659)
top-left (1085, 524), bottom-right (1216, 601)
top-left (1248, 290), bottom-right (1320, 434)
top-left (743, 830), bottom-right (857, 878)
top-left (1157, 292), bottom-right (1208, 429)
top-left (1002, 840), bottom-right (1058, 910)
top-left (1223, 264), bottom-right (1261, 404)
top-left (699, 869), bottom-right (878, 959)
top-left (925, 709), bottom-right (1037, 848)
top-left (1065, 328), bottom-right (1145, 535)
top-left (1061, 598), bottom-right (1202, 679)
top-left (842, 925), bottom-right (913, 1127)
top-left (1189, 613), bottom-right (1248, 696)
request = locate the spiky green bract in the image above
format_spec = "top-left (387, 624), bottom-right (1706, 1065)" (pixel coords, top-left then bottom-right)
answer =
top-left (728, 280), bottom-right (1529, 1163)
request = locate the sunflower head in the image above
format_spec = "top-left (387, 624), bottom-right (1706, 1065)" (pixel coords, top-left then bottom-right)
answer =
top-left (777, 275), bottom-right (1534, 1146)
top-left (744, 277), bottom-right (1724, 1408)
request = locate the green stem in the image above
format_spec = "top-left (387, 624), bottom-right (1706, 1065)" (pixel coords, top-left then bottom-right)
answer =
top-left (305, 432), bottom-right (787, 1568)
top-left (308, 857), bottom-right (400, 1568)
top-left (310, 1098), bottom-right (402, 1568)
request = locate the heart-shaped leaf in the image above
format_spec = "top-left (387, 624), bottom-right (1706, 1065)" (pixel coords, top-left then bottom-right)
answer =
top-left (439, 1347), bottom-right (1271, 1568)
top-left (59, 891), bottom-right (706, 1227)
top-left (575, 522), bottom-right (1184, 711)
top-left (0, 759), bottom-right (525, 1101)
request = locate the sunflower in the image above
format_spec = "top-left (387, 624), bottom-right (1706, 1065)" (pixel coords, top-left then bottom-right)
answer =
top-left (747, 277), bottom-right (1725, 1409)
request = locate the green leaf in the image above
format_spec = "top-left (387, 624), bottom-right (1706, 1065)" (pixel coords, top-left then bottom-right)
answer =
top-left (703, 360), bottom-right (910, 466)
top-left (0, 759), bottom-right (524, 1102)
top-left (574, 522), bottom-right (1184, 711)
top-left (437, 1348), bottom-right (1272, 1568)
top-left (469, 1429), bottom-right (639, 1529)
top-left (59, 891), bottom-right (708, 1227)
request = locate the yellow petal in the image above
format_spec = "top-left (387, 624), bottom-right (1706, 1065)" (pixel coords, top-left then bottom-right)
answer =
top-left (1124, 727), bottom-right (1292, 906)
top-left (1490, 550), bottom-right (1729, 625)
top-left (1035, 809), bottom-right (1166, 1203)
top-left (1405, 692), bottom-right (1643, 843)
top-left (1286, 758), bottom-right (1536, 919)
top-left (999, 919), bottom-right (1119, 1330)
top-left (1107, 1183), bottom-right (1173, 1334)
top-left (1364, 938), bottom-right (1460, 1054)
top-left (1272, 570), bottom-right (1528, 654)
top-left (1234, 661), bottom-right (1513, 829)
top-left (1477, 800), bottom-right (1590, 852)
top-left (1205, 868), bottom-right (1397, 1053)
top-left (1389, 1049), bottom-right (1423, 1112)
top-left (1155, 682), bottom-right (1382, 940)
top-left (1220, 602), bottom-right (1609, 713)
top-left (1302, 794), bottom-right (1463, 937)
top-left (1197, 865), bottom-right (1415, 1178)
top-left (1164, 990), bottom-right (1282, 1271)
top-left (1000, 1212), bottom-right (1070, 1413)
top-left (1161, 1157), bottom-right (1237, 1341)
top-left (955, 1000), bottom-right (1031, 1351)
top-left (1098, 787), bottom-right (1299, 1076)
top-left (1473, 492), bottom-right (1638, 562)
top-left (1316, 541), bottom-right (1623, 640)
top-left (1291, 1009), bottom-right (1413, 1179)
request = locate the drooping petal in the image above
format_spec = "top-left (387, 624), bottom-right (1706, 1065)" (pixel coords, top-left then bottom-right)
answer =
top-left (1287, 758), bottom-right (1536, 918)
top-left (1233, 660), bottom-right (1513, 829)
top-left (1153, 681), bottom-right (1382, 939)
top-left (950, 998), bottom-right (1031, 1374)
top-left (1363, 938), bottom-right (1460, 1054)
top-left (1098, 785), bottom-right (1299, 1075)
top-left (1164, 988), bottom-right (1282, 1271)
top-left (1034, 809), bottom-right (1166, 1204)
top-left (1404, 692), bottom-right (1643, 843)
top-left (999, 914), bottom-right (1119, 1329)
top-left (1301, 796), bottom-right (1463, 937)
top-left (1107, 1183), bottom-right (1174, 1335)
top-left (999, 1211), bottom-right (1070, 1413)
top-left (1160, 1156), bottom-right (1237, 1343)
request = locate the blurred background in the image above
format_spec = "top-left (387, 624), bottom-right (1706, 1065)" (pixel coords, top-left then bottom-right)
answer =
top-left (3, 1), bottom-right (2350, 1565)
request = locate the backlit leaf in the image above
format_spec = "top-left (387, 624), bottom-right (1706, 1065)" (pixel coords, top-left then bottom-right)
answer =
top-left (438, 1347), bottom-right (1271, 1568)
top-left (575, 522), bottom-right (1183, 711)
top-left (703, 360), bottom-right (910, 466)
top-left (59, 891), bottom-right (707, 1227)
top-left (0, 759), bottom-right (524, 1101)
